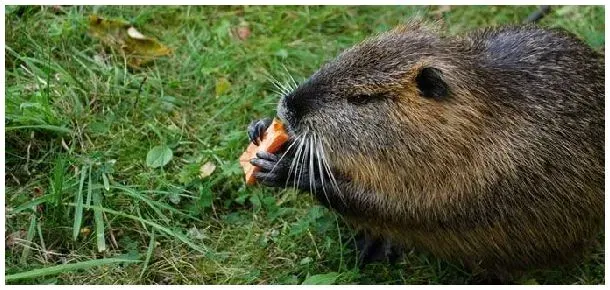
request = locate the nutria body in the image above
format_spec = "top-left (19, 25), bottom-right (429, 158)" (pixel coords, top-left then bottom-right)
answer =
top-left (248, 22), bottom-right (604, 279)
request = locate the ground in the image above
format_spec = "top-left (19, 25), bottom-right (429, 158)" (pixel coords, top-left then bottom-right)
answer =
top-left (4, 5), bottom-right (605, 285)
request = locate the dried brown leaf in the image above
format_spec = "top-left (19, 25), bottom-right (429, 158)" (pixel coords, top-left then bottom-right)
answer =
top-left (236, 26), bottom-right (251, 40)
top-left (199, 162), bottom-right (216, 179)
top-left (88, 15), bottom-right (172, 68)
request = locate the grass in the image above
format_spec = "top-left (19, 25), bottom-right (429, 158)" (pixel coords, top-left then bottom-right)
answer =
top-left (4, 5), bottom-right (605, 285)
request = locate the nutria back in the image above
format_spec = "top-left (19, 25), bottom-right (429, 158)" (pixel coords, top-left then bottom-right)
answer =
top-left (275, 22), bottom-right (604, 276)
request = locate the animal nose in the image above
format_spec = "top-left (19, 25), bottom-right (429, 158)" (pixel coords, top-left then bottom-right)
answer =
top-left (283, 92), bottom-right (311, 123)
top-left (280, 79), bottom-right (323, 124)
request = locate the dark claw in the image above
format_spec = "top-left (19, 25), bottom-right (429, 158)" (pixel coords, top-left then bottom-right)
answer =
top-left (257, 120), bottom-right (270, 140)
top-left (250, 158), bottom-right (276, 172)
top-left (251, 150), bottom-right (289, 187)
top-left (247, 130), bottom-right (258, 145)
top-left (247, 118), bottom-right (272, 145)
top-left (256, 151), bottom-right (279, 162)
top-left (247, 121), bottom-right (257, 144)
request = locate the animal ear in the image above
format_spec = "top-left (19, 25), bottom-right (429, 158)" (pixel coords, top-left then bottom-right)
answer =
top-left (415, 67), bottom-right (450, 99)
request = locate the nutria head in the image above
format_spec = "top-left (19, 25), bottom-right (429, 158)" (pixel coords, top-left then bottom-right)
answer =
top-left (276, 22), bottom-right (495, 203)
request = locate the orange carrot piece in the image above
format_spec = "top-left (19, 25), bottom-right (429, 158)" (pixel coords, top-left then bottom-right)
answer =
top-left (239, 118), bottom-right (289, 185)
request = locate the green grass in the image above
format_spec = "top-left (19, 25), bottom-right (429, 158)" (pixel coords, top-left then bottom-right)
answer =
top-left (5, 5), bottom-right (605, 285)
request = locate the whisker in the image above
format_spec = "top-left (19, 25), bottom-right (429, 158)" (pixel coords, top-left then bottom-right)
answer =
top-left (268, 136), bottom-right (298, 178)
top-left (308, 134), bottom-right (315, 194)
top-left (287, 130), bottom-right (307, 189)
top-left (295, 131), bottom-right (309, 190)
top-left (285, 135), bottom-right (302, 187)
top-left (261, 102), bottom-right (280, 107)
top-left (276, 77), bottom-right (292, 96)
top-left (263, 72), bottom-right (277, 83)
top-left (264, 71), bottom-right (296, 98)
top-left (313, 133), bottom-right (333, 206)
top-left (270, 87), bottom-right (284, 97)
top-left (314, 134), bottom-right (326, 192)
top-left (318, 135), bottom-right (345, 206)
top-left (288, 74), bottom-right (298, 91)
top-left (265, 74), bottom-right (283, 91)
top-left (280, 63), bottom-right (300, 92)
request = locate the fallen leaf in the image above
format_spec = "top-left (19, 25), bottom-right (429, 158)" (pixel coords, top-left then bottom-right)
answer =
top-left (126, 27), bottom-right (147, 39)
top-left (237, 26), bottom-right (251, 40)
top-left (235, 21), bottom-right (251, 41)
top-left (88, 15), bottom-right (172, 68)
top-left (199, 161), bottom-right (216, 179)
top-left (215, 77), bottom-right (231, 97)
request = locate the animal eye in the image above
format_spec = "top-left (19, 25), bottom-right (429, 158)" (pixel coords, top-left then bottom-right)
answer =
top-left (347, 92), bottom-right (387, 105)
top-left (415, 67), bottom-right (450, 99)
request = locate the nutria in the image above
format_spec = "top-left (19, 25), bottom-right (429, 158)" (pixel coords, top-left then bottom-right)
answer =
top-left (247, 22), bottom-right (604, 280)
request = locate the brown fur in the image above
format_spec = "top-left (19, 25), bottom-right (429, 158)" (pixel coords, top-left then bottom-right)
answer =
top-left (277, 21), bottom-right (604, 278)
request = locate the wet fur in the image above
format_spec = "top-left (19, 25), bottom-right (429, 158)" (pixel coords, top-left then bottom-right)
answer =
top-left (258, 22), bottom-right (604, 278)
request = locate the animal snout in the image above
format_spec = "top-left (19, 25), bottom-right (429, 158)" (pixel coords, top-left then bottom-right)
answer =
top-left (279, 80), bottom-right (324, 128)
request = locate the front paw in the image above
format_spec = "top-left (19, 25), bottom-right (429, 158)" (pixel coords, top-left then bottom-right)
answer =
top-left (247, 118), bottom-right (272, 145)
top-left (250, 151), bottom-right (291, 188)
top-left (355, 231), bottom-right (404, 267)
top-left (250, 149), bottom-right (318, 191)
top-left (249, 140), bottom-right (334, 196)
